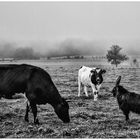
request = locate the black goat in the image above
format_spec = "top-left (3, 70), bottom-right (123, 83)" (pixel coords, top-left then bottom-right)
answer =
top-left (112, 76), bottom-right (140, 121)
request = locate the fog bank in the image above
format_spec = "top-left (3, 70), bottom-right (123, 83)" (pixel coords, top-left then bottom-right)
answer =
top-left (0, 38), bottom-right (139, 59)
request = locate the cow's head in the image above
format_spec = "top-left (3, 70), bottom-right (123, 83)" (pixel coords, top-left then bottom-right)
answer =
top-left (90, 68), bottom-right (106, 85)
top-left (54, 98), bottom-right (70, 123)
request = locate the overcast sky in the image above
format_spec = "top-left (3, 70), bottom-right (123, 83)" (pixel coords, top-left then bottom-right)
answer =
top-left (0, 2), bottom-right (140, 54)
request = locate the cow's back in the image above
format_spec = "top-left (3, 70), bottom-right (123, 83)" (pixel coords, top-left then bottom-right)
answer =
top-left (0, 64), bottom-right (63, 104)
top-left (0, 64), bottom-right (34, 98)
top-left (78, 66), bottom-right (94, 86)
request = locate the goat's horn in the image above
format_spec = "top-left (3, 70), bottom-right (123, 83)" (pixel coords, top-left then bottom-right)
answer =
top-left (116, 76), bottom-right (121, 86)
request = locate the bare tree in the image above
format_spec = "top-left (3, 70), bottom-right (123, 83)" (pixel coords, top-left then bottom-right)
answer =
top-left (106, 45), bottom-right (128, 67)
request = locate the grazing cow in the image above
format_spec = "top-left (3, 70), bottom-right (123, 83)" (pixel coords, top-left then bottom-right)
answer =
top-left (78, 66), bottom-right (106, 101)
top-left (112, 76), bottom-right (140, 121)
top-left (0, 64), bottom-right (70, 124)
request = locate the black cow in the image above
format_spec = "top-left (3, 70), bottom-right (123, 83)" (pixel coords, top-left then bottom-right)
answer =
top-left (112, 76), bottom-right (140, 121)
top-left (0, 64), bottom-right (70, 124)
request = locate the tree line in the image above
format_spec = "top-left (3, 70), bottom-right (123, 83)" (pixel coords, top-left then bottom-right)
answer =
top-left (0, 43), bottom-right (132, 67)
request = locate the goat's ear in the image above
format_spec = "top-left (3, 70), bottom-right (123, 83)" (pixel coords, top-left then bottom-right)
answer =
top-left (116, 76), bottom-right (121, 86)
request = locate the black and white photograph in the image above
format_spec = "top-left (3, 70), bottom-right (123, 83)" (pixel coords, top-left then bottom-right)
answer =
top-left (0, 1), bottom-right (140, 138)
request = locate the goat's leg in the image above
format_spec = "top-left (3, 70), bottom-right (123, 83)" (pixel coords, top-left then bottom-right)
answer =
top-left (30, 102), bottom-right (39, 125)
top-left (24, 101), bottom-right (30, 122)
top-left (123, 110), bottom-right (130, 121)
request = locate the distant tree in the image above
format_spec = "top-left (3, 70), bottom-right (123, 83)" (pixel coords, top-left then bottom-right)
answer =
top-left (133, 58), bottom-right (137, 64)
top-left (132, 58), bottom-right (139, 68)
top-left (106, 45), bottom-right (128, 67)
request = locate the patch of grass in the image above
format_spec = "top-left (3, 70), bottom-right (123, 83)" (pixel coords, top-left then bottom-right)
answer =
top-left (0, 60), bottom-right (140, 138)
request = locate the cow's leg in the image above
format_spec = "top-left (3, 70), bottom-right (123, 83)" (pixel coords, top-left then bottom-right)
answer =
top-left (78, 76), bottom-right (81, 97)
top-left (125, 112), bottom-right (129, 121)
top-left (30, 102), bottom-right (39, 125)
top-left (25, 101), bottom-right (30, 122)
top-left (93, 92), bottom-right (98, 101)
top-left (96, 84), bottom-right (101, 93)
top-left (91, 84), bottom-right (98, 101)
top-left (84, 86), bottom-right (88, 97)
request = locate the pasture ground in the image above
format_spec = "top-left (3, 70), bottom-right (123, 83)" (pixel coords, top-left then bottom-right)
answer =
top-left (0, 59), bottom-right (140, 138)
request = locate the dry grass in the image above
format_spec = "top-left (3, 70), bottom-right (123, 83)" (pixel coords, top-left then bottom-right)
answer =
top-left (0, 59), bottom-right (140, 138)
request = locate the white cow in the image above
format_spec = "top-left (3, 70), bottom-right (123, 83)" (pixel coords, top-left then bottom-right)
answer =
top-left (78, 66), bottom-right (106, 101)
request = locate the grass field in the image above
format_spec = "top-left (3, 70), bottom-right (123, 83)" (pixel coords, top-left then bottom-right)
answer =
top-left (0, 59), bottom-right (140, 138)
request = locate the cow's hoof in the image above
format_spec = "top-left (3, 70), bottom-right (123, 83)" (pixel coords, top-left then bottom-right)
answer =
top-left (34, 119), bottom-right (39, 125)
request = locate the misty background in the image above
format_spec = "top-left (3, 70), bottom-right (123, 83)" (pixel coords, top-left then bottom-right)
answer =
top-left (0, 2), bottom-right (140, 59)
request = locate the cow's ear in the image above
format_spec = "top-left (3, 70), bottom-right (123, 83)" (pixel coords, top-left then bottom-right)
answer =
top-left (90, 70), bottom-right (95, 74)
top-left (101, 69), bottom-right (106, 74)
